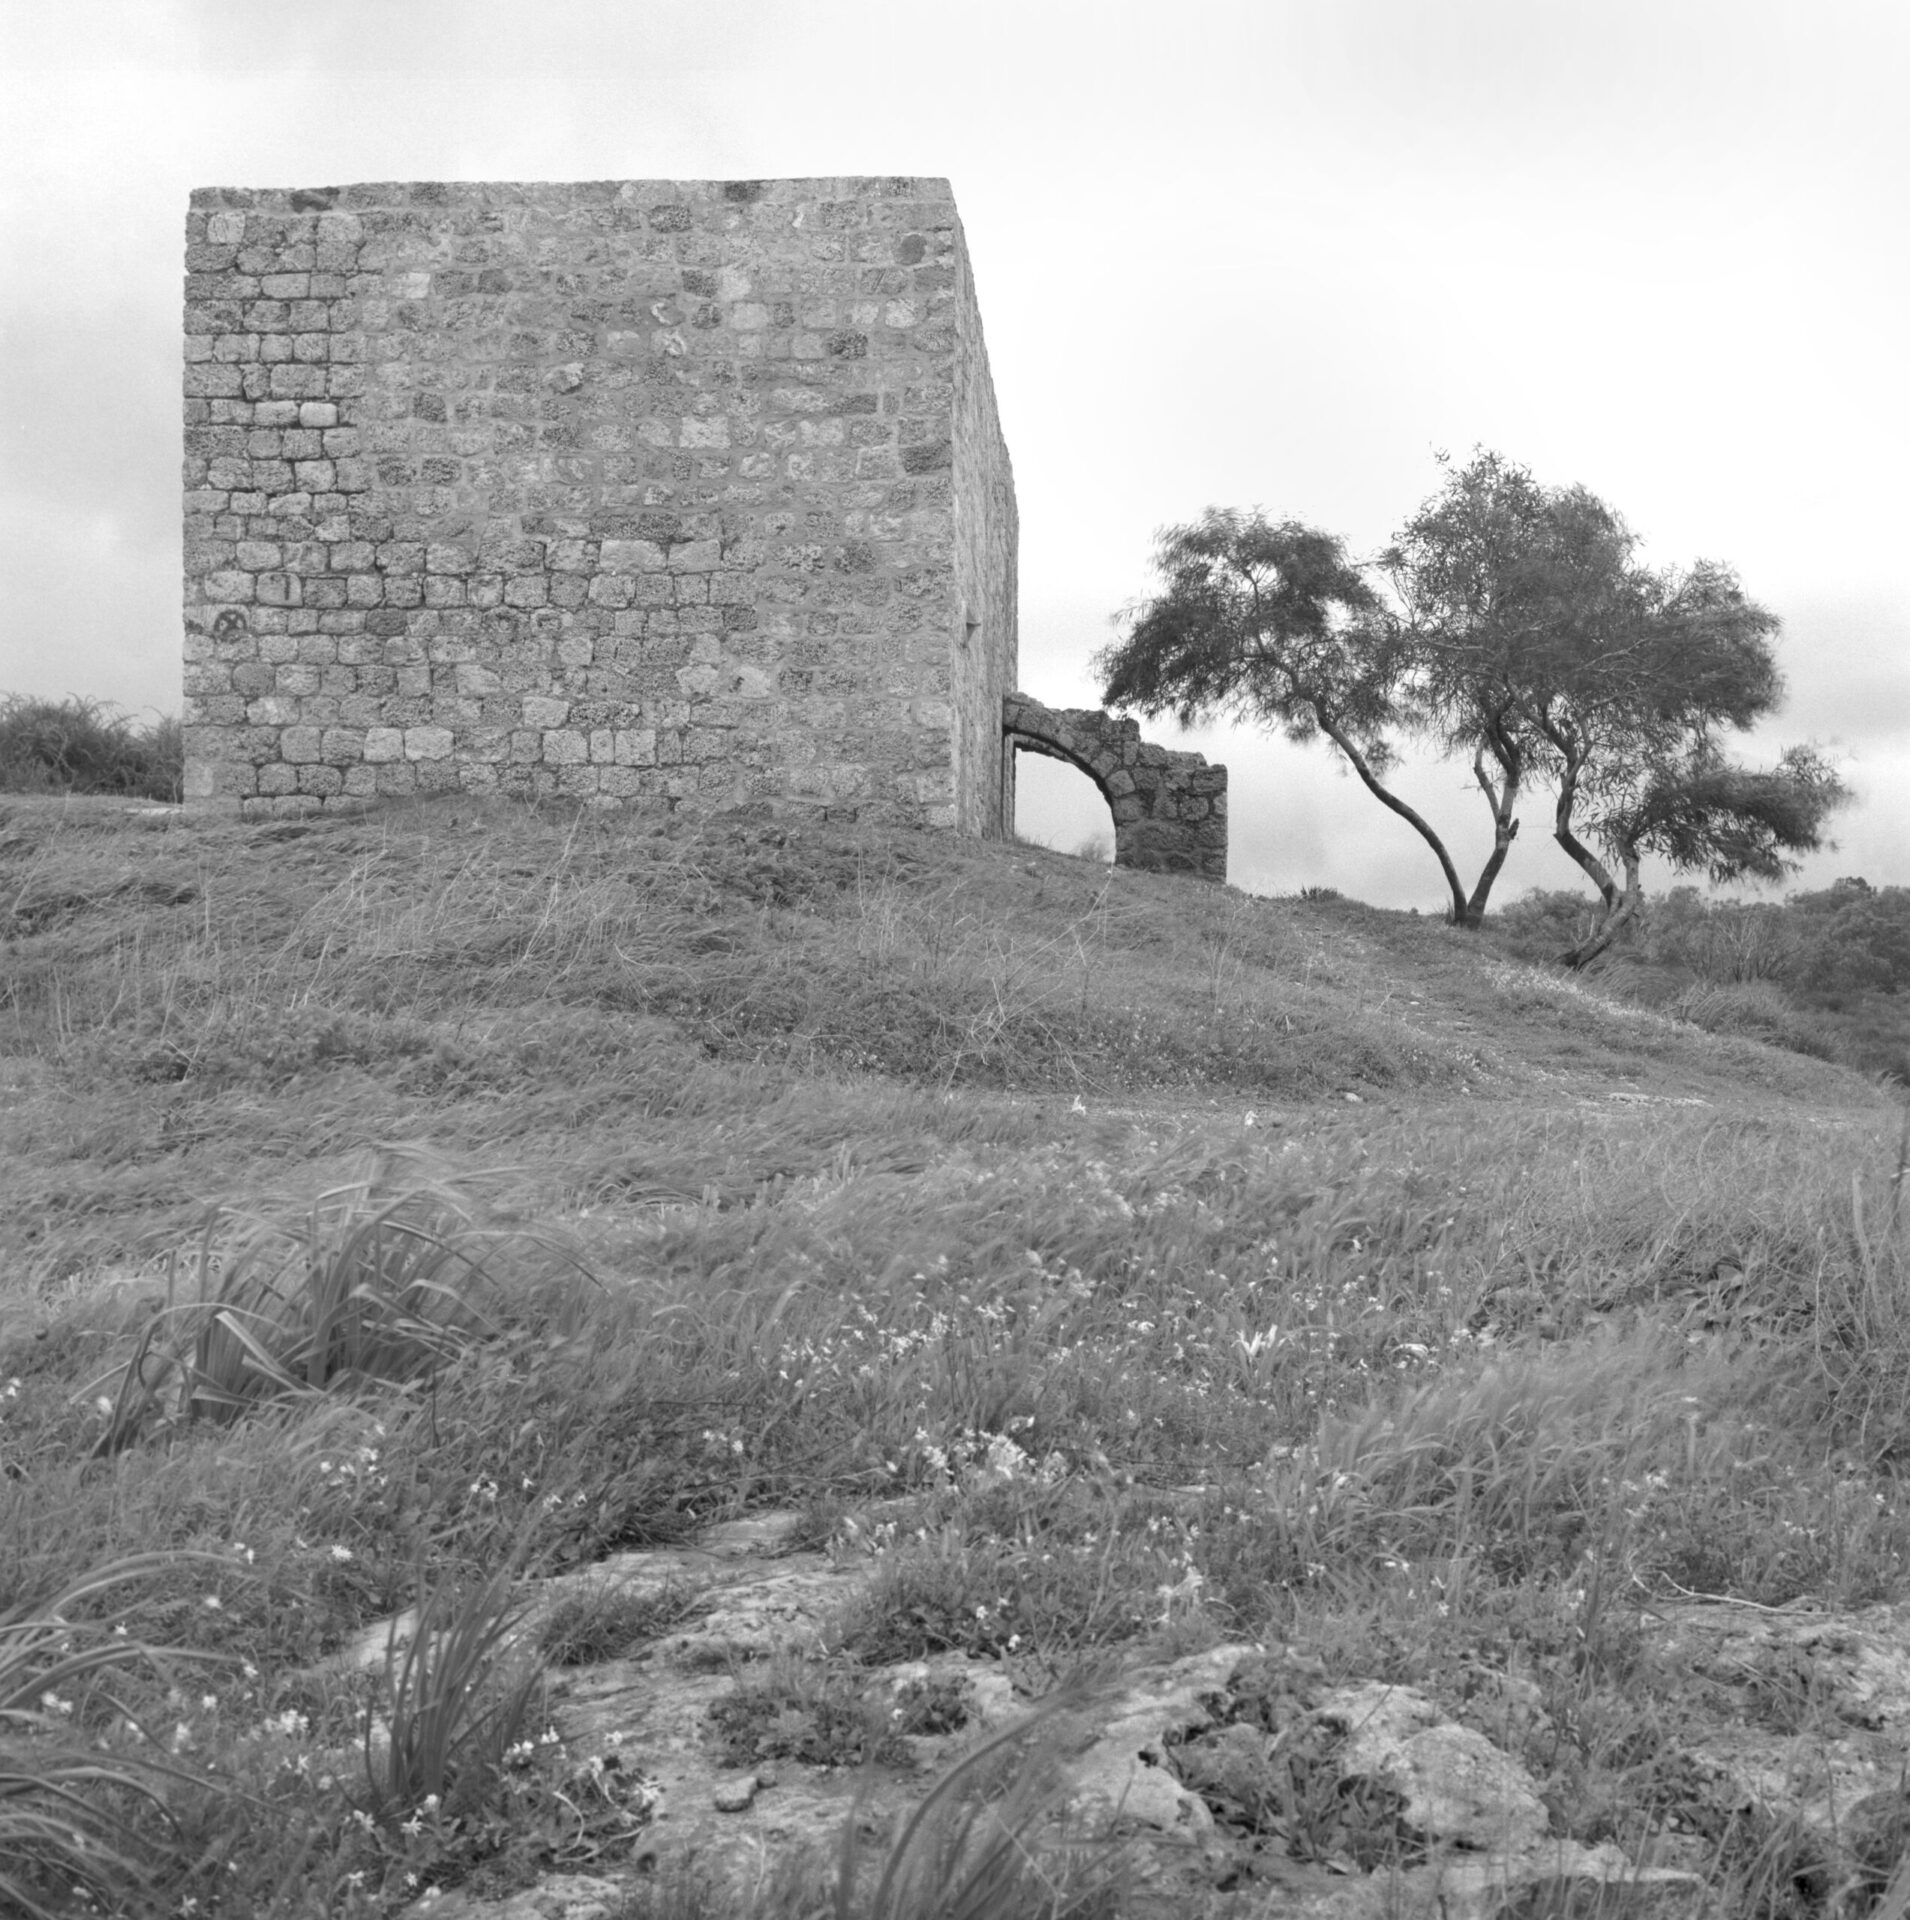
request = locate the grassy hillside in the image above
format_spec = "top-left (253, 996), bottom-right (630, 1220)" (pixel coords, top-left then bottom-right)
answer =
top-left (1, 792), bottom-right (1906, 1916)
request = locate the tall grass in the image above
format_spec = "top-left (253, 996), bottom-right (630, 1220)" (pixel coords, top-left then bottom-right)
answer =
top-left (82, 1147), bottom-right (589, 1456)
top-left (361, 1559), bottom-right (544, 1826)
top-left (1, 1554), bottom-right (231, 1918)
top-left (1, 797), bottom-right (1905, 1914)
top-left (834, 1673), bottom-right (1124, 1920)
top-left (0, 693), bottom-right (182, 801)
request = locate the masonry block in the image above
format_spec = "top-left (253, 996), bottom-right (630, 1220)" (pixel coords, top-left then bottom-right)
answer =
top-left (181, 179), bottom-right (1017, 832)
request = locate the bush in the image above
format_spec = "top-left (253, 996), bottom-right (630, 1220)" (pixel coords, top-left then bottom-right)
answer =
top-left (0, 694), bottom-right (183, 800)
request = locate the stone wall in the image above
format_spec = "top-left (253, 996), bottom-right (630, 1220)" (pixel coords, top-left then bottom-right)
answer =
top-left (949, 232), bottom-right (1017, 837)
top-left (180, 178), bottom-right (1017, 824)
top-left (1003, 693), bottom-right (1228, 882)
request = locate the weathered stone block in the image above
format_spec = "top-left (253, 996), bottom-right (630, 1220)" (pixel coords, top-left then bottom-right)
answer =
top-left (403, 726), bottom-right (453, 761)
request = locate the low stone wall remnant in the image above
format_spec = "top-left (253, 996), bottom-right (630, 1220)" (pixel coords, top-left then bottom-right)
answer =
top-left (1002, 692), bottom-right (1227, 882)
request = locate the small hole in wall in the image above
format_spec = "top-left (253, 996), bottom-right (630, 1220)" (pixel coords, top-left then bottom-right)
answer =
top-left (962, 617), bottom-right (979, 649)
top-left (1013, 751), bottom-right (1114, 863)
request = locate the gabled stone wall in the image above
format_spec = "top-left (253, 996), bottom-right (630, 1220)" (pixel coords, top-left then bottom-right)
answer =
top-left (180, 178), bottom-right (1016, 826)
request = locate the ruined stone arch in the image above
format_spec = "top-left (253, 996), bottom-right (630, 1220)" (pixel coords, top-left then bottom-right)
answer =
top-left (1002, 692), bottom-right (1227, 882)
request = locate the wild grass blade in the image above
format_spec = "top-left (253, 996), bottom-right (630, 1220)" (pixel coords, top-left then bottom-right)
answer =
top-left (839, 1669), bottom-right (1120, 1920)
top-left (365, 1555), bottom-right (544, 1824)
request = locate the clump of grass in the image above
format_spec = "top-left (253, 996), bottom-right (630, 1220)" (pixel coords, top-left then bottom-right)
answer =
top-left (1, 1553), bottom-right (230, 1919)
top-left (362, 1559), bottom-right (545, 1826)
top-left (834, 1483), bottom-right (1215, 1671)
top-left (538, 1576), bottom-right (705, 1665)
top-left (708, 1651), bottom-right (918, 1772)
top-left (83, 1147), bottom-right (588, 1455)
top-left (832, 1671), bottom-right (1126, 1920)
top-left (0, 692), bottom-right (182, 800)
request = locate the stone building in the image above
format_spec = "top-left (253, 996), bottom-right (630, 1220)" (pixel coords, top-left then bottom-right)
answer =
top-left (180, 176), bottom-right (1014, 829)
top-left (180, 175), bottom-right (1226, 877)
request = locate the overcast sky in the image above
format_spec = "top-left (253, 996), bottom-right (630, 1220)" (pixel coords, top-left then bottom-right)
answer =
top-left (2, 0), bottom-right (1904, 907)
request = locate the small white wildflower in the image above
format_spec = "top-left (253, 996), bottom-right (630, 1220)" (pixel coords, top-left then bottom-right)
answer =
top-left (329, 1544), bottom-right (353, 1564)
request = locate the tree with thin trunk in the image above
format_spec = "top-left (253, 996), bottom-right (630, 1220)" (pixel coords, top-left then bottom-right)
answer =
top-left (1550, 736), bottom-right (1849, 969)
top-left (1094, 510), bottom-right (1491, 928)
top-left (1381, 450), bottom-right (1647, 927)
top-left (1101, 462), bottom-right (1844, 954)
top-left (1515, 551), bottom-right (1846, 965)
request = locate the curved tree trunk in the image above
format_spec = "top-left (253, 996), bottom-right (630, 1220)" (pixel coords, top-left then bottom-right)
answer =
top-left (1463, 739), bottom-right (1522, 928)
top-left (1548, 751), bottom-right (1638, 968)
top-left (1561, 848), bottom-right (1644, 969)
top-left (1315, 709), bottom-right (1472, 926)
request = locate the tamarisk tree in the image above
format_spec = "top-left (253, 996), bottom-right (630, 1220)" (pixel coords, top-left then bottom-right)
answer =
top-left (1099, 451), bottom-right (1846, 950)
top-left (1380, 451), bottom-right (1645, 925)
top-left (1094, 509), bottom-right (1507, 929)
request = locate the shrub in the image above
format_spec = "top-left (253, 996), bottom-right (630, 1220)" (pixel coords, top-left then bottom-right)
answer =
top-left (0, 694), bottom-right (183, 801)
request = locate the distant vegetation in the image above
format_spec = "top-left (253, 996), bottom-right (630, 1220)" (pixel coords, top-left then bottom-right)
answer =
top-left (0, 694), bottom-right (183, 802)
top-left (1500, 877), bottom-right (1910, 1083)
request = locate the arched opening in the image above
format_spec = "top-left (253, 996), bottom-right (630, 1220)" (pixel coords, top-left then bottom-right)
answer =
top-left (1001, 692), bottom-right (1229, 883)
top-left (1011, 745), bottom-right (1115, 861)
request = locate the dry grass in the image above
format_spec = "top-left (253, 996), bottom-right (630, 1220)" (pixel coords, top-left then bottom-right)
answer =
top-left (0, 791), bottom-right (1904, 1914)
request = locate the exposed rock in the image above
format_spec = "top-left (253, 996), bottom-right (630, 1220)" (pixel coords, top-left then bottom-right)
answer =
top-left (1058, 1645), bottom-right (1245, 1837)
top-left (711, 1773), bottom-right (760, 1812)
top-left (421, 1874), bottom-right (623, 1920)
top-left (1320, 1682), bottom-right (1550, 1854)
top-left (363, 1517), bottom-right (1910, 1920)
